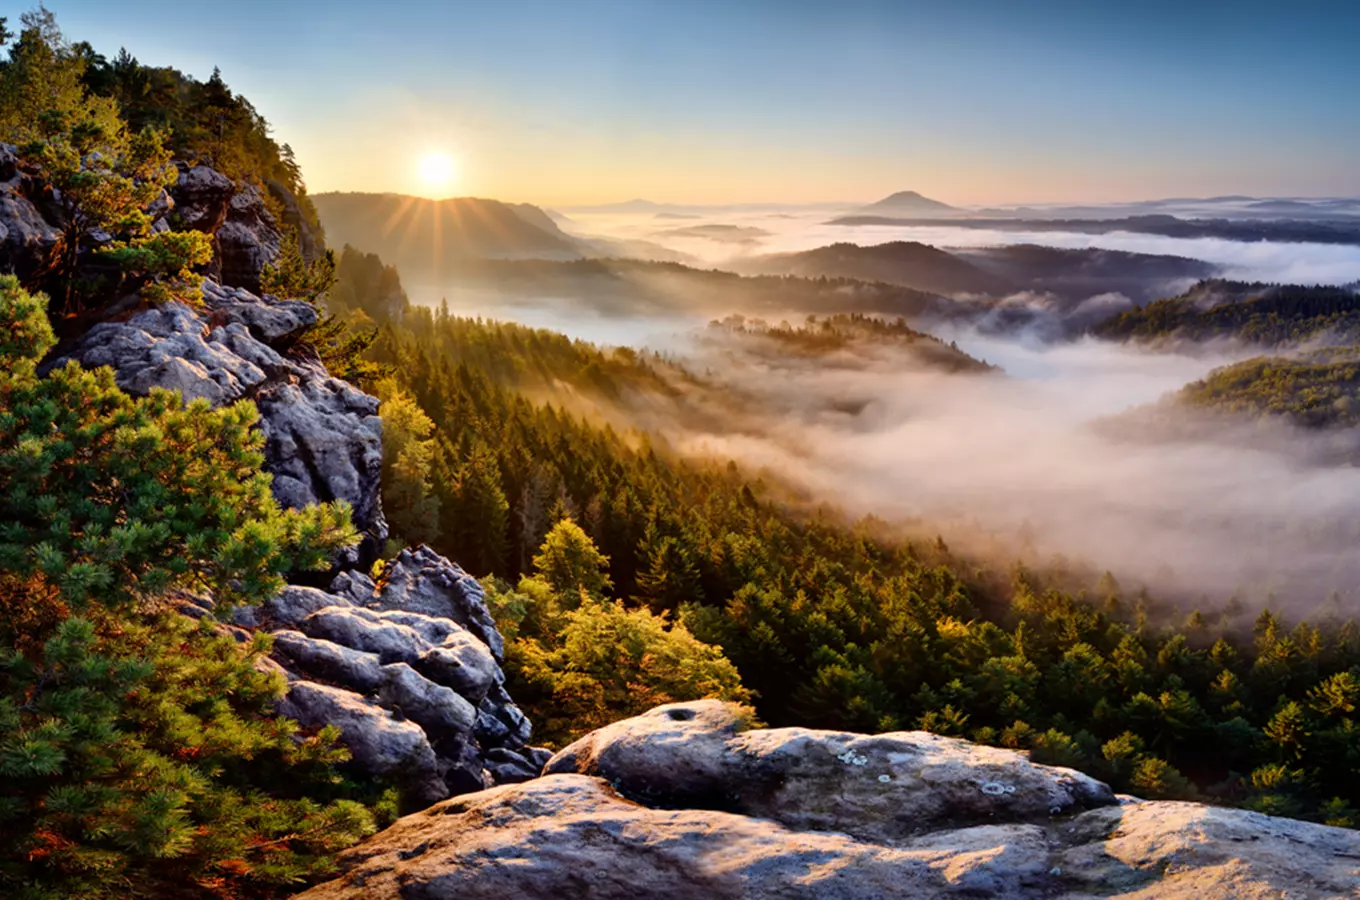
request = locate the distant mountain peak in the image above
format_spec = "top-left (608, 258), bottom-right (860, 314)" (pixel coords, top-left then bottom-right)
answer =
top-left (859, 191), bottom-right (956, 216)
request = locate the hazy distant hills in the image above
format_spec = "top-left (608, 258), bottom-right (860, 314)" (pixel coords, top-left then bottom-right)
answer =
top-left (654, 224), bottom-right (772, 244)
top-left (738, 241), bottom-right (1012, 296)
top-left (829, 213), bottom-right (1360, 245)
top-left (736, 240), bottom-right (1215, 304)
top-left (954, 245), bottom-right (1215, 304)
top-left (312, 193), bottom-right (584, 274)
top-left (856, 190), bottom-right (957, 217)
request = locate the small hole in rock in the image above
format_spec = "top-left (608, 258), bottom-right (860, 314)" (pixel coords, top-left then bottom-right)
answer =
top-left (666, 708), bottom-right (696, 721)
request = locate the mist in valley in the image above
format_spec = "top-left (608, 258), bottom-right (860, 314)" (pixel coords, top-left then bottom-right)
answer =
top-left (399, 211), bottom-right (1360, 612)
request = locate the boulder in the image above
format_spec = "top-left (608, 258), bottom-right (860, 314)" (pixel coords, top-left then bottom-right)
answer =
top-left (167, 165), bottom-right (283, 294)
top-left (263, 563), bottom-right (529, 797)
top-left (378, 662), bottom-right (479, 743)
top-left (297, 607), bottom-right (499, 709)
top-left (277, 680), bottom-right (446, 808)
top-left (475, 684), bottom-right (532, 750)
top-left (299, 606), bottom-right (433, 665)
top-left (250, 360), bottom-right (385, 558)
top-left (482, 747), bottom-right (544, 784)
top-left (299, 709), bottom-right (1360, 900)
top-left (262, 585), bottom-right (355, 628)
top-left (414, 636), bottom-right (499, 706)
top-left (202, 278), bottom-right (316, 342)
top-left (546, 700), bottom-right (1113, 842)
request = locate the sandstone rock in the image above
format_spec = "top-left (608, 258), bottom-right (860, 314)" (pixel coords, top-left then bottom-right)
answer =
top-left (62, 301), bottom-right (276, 404)
top-left (482, 747), bottom-right (543, 784)
top-left (251, 361), bottom-right (384, 556)
top-left (414, 637), bottom-right (499, 706)
top-left (370, 546), bottom-right (504, 660)
top-left (475, 684), bottom-right (532, 750)
top-left (290, 775), bottom-right (1054, 900)
top-left (0, 144), bottom-right (60, 285)
top-left (301, 714), bottom-right (1360, 900)
top-left (329, 569), bottom-right (378, 605)
top-left (262, 585), bottom-right (355, 628)
top-left (216, 183), bottom-right (281, 293)
top-left (58, 290), bottom-right (387, 554)
top-left (264, 563), bottom-right (528, 796)
top-left (378, 662), bottom-right (479, 742)
top-left (169, 164), bottom-right (233, 234)
top-left (277, 680), bottom-right (446, 808)
top-left (271, 630), bottom-right (385, 694)
top-left (546, 700), bottom-right (1113, 841)
top-left (202, 279), bottom-right (316, 342)
top-left (299, 606), bottom-right (431, 665)
top-left (1055, 799), bottom-right (1360, 896)
top-left (167, 165), bottom-right (283, 293)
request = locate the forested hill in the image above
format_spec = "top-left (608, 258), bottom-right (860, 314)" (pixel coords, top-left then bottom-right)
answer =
top-left (703, 312), bottom-right (996, 373)
top-left (738, 240), bottom-right (1015, 297)
top-left (1093, 279), bottom-right (1360, 345)
top-left (1177, 347), bottom-right (1360, 429)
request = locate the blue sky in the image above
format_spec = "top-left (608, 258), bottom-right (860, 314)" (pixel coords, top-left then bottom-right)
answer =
top-left (32, 0), bottom-right (1360, 204)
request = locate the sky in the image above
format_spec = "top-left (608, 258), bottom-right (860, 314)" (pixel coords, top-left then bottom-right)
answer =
top-left (33, 0), bottom-right (1360, 206)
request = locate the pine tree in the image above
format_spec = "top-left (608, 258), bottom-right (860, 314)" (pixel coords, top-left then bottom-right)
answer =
top-left (532, 518), bottom-right (611, 605)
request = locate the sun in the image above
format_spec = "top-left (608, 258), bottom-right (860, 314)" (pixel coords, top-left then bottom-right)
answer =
top-left (416, 151), bottom-right (459, 197)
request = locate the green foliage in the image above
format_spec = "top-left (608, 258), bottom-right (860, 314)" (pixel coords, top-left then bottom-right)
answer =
top-left (324, 245), bottom-right (408, 322)
top-left (0, 597), bottom-right (377, 899)
top-left (486, 520), bottom-right (749, 747)
top-left (532, 518), bottom-right (612, 603)
top-left (373, 379), bottom-right (440, 547)
top-left (80, 54), bottom-right (320, 233)
top-left (262, 239), bottom-right (335, 304)
top-left (0, 279), bottom-right (356, 611)
top-left (0, 279), bottom-right (374, 896)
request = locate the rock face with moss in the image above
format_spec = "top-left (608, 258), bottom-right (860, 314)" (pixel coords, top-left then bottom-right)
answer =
top-left (300, 701), bottom-right (1360, 899)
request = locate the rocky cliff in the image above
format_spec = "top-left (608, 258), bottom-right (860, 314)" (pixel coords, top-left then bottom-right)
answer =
top-left (300, 700), bottom-right (1360, 899)
top-left (56, 276), bottom-right (546, 807)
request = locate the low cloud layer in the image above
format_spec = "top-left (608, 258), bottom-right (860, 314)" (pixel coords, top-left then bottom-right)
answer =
top-left (662, 329), bottom-right (1360, 609)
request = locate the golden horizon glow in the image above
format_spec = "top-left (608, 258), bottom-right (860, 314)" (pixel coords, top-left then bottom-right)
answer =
top-left (416, 151), bottom-right (459, 198)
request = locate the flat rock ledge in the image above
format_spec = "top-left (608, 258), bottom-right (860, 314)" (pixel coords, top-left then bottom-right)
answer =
top-left (300, 701), bottom-right (1360, 900)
